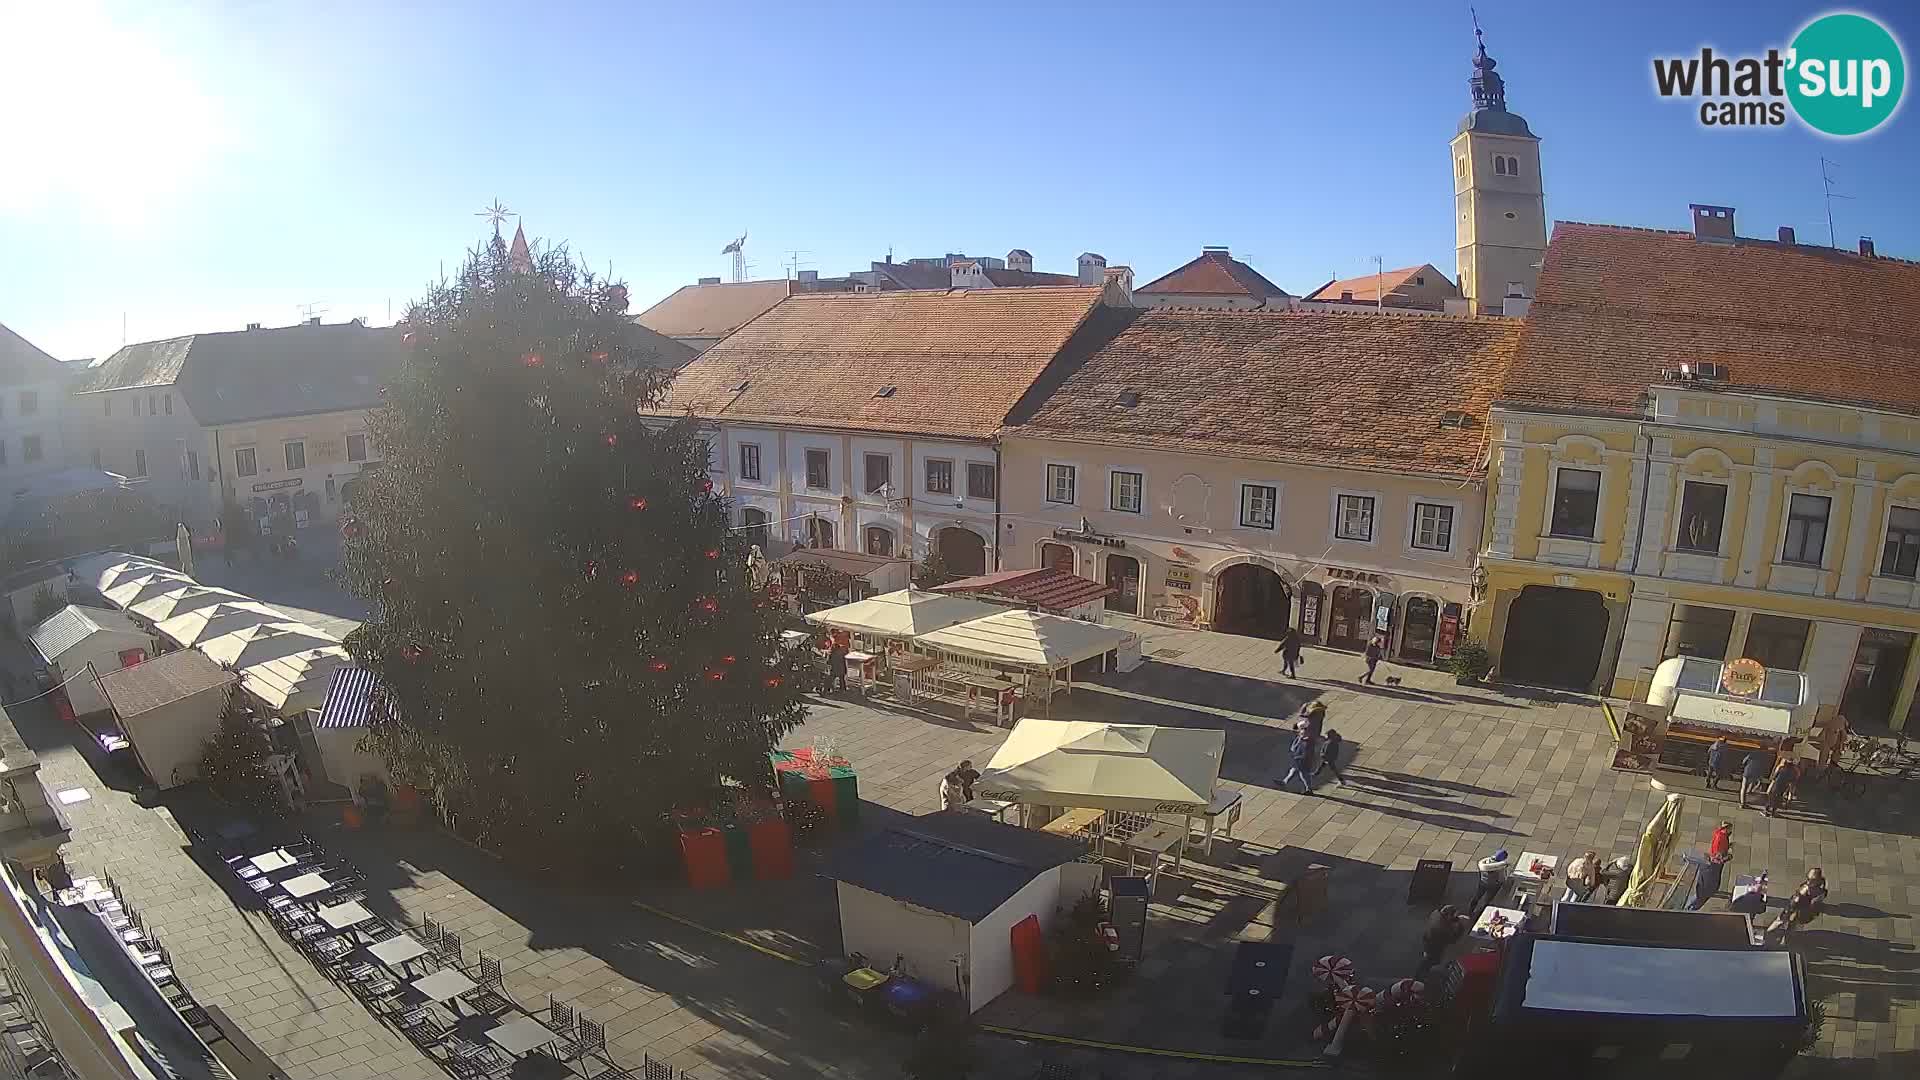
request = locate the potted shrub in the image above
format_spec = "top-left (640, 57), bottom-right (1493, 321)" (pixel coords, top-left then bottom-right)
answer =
top-left (1448, 643), bottom-right (1492, 685)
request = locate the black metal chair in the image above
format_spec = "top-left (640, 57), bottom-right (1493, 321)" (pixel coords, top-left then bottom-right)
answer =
top-left (548, 997), bottom-right (575, 1033)
top-left (435, 930), bottom-right (462, 967)
top-left (420, 915), bottom-right (443, 943)
top-left (561, 1016), bottom-right (604, 1066)
top-left (460, 954), bottom-right (513, 1016)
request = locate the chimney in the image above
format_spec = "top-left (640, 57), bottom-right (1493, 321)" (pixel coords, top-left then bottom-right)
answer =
top-left (1076, 252), bottom-right (1108, 286)
top-left (1690, 204), bottom-right (1736, 243)
top-left (796, 270), bottom-right (818, 283)
top-left (697, 276), bottom-right (722, 285)
top-left (1102, 266), bottom-right (1135, 307)
top-left (1778, 226), bottom-right (1796, 245)
top-left (1859, 236), bottom-right (1876, 257)
top-left (307, 316), bottom-right (322, 326)
top-left (245, 322), bottom-right (262, 331)
top-left (1340, 290), bottom-right (1354, 302)
top-left (1202, 245), bottom-right (1231, 256)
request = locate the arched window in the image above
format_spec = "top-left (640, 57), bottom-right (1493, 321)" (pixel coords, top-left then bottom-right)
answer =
top-left (805, 516), bottom-right (835, 549)
top-left (741, 507), bottom-right (771, 550)
top-left (1494, 156), bottom-right (1508, 176)
top-left (865, 526), bottom-right (895, 557)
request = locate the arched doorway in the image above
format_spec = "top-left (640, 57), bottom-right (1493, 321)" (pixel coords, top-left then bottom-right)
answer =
top-left (1500, 585), bottom-right (1609, 689)
top-left (1326, 586), bottom-right (1375, 651)
top-left (937, 527), bottom-right (987, 577)
top-left (1212, 563), bottom-right (1292, 639)
top-left (741, 507), bottom-right (771, 550)
top-left (1399, 596), bottom-right (1440, 663)
top-left (1039, 542), bottom-right (1074, 574)
top-left (1104, 554), bottom-right (1141, 615)
top-left (865, 526), bottom-right (895, 557)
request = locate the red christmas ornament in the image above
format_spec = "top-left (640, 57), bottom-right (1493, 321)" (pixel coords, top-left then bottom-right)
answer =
top-left (590, 350), bottom-right (610, 363)
top-left (721, 654), bottom-right (736, 664)
top-left (629, 496), bottom-right (648, 511)
top-left (400, 644), bottom-right (424, 662)
top-left (697, 597), bottom-right (718, 613)
top-left (700, 479), bottom-right (714, 493)
top-left (706, 670), bottom-right (726, 682)
top-left (649, 660), bottom-right (670, 673)
top-left (764, 676), bottom-right (784, 689)
top-left (584, 560), bottom-right (598, 579)
top-left (521, 352), bottom-right (544, 367)
top-left (604, 434), bottom-right (619, 448)
top-left (620, 570), bottom-right (640, 588)
top-left (704, 549), bottom-right (719, 559)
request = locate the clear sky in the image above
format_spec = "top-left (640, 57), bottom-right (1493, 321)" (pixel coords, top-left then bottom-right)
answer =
top-left (3, 0), bottom-right (1916, 360)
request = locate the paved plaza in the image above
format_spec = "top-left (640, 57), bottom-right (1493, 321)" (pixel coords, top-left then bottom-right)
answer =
top-left (7, 608), bottom-right (1917, 1078)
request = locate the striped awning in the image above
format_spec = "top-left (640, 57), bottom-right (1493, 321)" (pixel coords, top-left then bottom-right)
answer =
top-left (315, 665), bottom-right (384, 730)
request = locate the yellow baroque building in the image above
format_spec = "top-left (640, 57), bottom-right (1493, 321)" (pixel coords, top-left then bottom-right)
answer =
top-left (1473, 209), bottom-right (1920, 732)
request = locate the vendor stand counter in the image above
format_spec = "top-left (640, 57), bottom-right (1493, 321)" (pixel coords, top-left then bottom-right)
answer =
top-left (1508, 852), bottom-right (1558, 910)
top-left (844, 650), bottom-right (879, 695)
top-left (1471, 905), bottom-right (1527, 944)
top-left (1191, 789), bottom-right (1242, 856)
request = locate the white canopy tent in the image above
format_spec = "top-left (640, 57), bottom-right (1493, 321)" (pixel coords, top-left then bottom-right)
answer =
top-left (129, 584), bottom-right (255, 624)
top-left (915, 609), bottom-right (1132, 671)
top-left (805, 588), bottom-right (1003, 639)
top-left (71, 553), bottom-right (172, 596)
top-left (102, 571), bottom-right (198, 611)
top-left (240, 645), bottom-right (355, 714)
top-left (156, 601), bottom-right (289, 649)
top-left (976, 720), bottom-right (1225, 814)
top-left (199, 622), bottom-right (342, 671)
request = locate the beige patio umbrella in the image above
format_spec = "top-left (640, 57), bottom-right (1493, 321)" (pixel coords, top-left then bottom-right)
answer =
top-left (199, 621), bottom-right (343, 670)
top-left (1619, 792), bottom-right (1685, 908)
top-left (156, 600), bottom-right (288, 648)
top-left (103, 571), bottom-right (199, 610)
top-left (129, 584), bottom-right (254, 623)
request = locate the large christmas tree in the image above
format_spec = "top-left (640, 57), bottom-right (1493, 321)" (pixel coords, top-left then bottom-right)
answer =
top-left (338, 233), bottom-right (808, 873)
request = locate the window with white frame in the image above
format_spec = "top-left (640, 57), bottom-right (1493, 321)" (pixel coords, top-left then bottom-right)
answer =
top-left (738, 442), bottom-right (761, 481)
top-left (1549, 467), bottom-right (1601, 538)
top-left (1335, 494), bottom-right (1375, 542)
top-left (967, 462), bottom-right (996, 500)
top-left (1110, 470), bottom-right (1143, 514)
top-left (1675, 481), bottom-right (1728, 554)
top-left (284, 440), bottom-right (306, 470)
top-left (1881, 506), bottom-right (1920, 580)
top-left (346, 433), bottom-right (369, 462)
top-left (235, 447), bottom-right (258, 477)
top-left (864, 453), bottom-right (891, 494)
top-left (1411, 502), bottom-right (1454, 551)
top-left (1782, 493), bottom-right (1831, 566)
top-left (1240, 484), bottom-right (1276, 529)
top-left (805, 448), bottom-right (831, 490)
top-left (1046, 464), bottom-right (1076, 504)
top-left (925, 458), bottom-right (953, 495)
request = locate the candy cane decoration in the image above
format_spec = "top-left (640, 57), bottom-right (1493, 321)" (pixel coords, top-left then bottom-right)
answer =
top-left (1387, 978), bottom-right (1427, 1005)
top-left (1312, 954), bottom-right (1354, 989)
top-left (1325, 984), bottom-right (1377, 1058)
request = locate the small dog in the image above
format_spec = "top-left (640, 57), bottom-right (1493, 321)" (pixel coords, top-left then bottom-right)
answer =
top-left (1383, 676), bottom-right (1402, 686)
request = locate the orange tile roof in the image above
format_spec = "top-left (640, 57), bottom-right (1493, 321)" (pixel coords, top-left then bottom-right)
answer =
top-left (934, 567), bottom-right (1114, 610)
top-left (1502, 223), bottom-right (1920, 418)
top-left (657, 286), bottom-right (1107, 439)
top-left (1011, 308), bottom-right (1520, 479)
top-left (636, 279), bottom-right (791, 339)
top-left (1305, 265), bottom-right (1444, 304)
top-left (1136, 250), bottom-right (1289, 299)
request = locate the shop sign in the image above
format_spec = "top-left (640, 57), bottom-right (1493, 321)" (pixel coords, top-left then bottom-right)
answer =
top-left (1298, 581), bottom-right (1324, 639)
top-left (1052, 522), bottom-right (1126, 548)
top-left (1165, 566), bottom-right (1193, 591)
top-left (1720, 657), bottom-right (1766, 696)
top-left (1374, 591), bottom-right (1398, 633)
top-left (252, 478), bottom-right (302, 493)
top-left (1327, 567), bottom-right (1392, 587)
top-left (1435, 604), bottom-right (1463, 660)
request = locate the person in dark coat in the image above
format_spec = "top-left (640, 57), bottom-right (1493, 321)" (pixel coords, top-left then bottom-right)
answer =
top-left (826, 642), bottom-right (850, 693)
top-left (1313, 729), bottom-right (1348, 786)
top-left (1415, 905), bottom-right (1470, 979)
top-left (1705, 737), bottom-right (1729, 790)
top-left (1739, 747), bottom-right (1774, 809)
top-left (1280, 731), bottom-right (1316, 794)
top-left (1360, 635), bottom-right (1385, 685)
top-left (1765, 758), bottom-right (1798, 818)
top-left (1274, 628), bottom-right (1303, 678)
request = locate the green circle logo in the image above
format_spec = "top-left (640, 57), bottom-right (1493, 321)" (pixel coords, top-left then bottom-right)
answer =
top-left (1788, 13), bottom-right (1906, 136)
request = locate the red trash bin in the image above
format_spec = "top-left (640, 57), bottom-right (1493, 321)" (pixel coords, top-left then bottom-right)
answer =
top-left (679, 828), bottom-right (731, 889)
top-left (1010, 914), bottom-right (1049, 994)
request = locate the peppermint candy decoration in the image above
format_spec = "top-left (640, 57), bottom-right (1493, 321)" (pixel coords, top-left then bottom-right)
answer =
top-left (1312, 954), bottom-right (1355, 988)
top-left (1333, 984), bottom-right (1378, 1015)
top-left (1388, 978), bottom-right (1427, 1004)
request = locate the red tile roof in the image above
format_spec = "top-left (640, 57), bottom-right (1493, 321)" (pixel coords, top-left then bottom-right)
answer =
top-left (934, 567), bottom-right (1115, 610)
top-left (1137, 250), bottom-right (1289, 299)
top-left (1011, 308), bottom-right (1520, 479)
top-left (1306, 265), bottom-right (1450, 305)
top-left (1501, 223), bottom-right (1920, 418)
top-left (636, 279), bottom-right (791, 339)
top-left (657, 287), bottom-right (1108, 439)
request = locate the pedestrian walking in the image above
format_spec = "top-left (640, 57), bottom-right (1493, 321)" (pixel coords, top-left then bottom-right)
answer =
top-left (1739, 747), bottom-right (1774, 808)
top-left (1705, 736), bottom-right (1729, 790)
top-left (1765, 757), bottom-right (1799, 818)
top-left (826, 641), bottom-right (849, 693)
top-left (1313, 729), bottom-right (1348, 786)
top-left (1414, 905), bottom-right (1470, 979)
top-left (1360, 634), bottom-right (1385, 685)
top-left (1280, 731), bottom-right (1316, 794)
top-left (1708, 820), bottom-right (1733, 863)
top-left (954, 759), bottom-right (980, 802)
top-left (1687, 852), bottom-right (1728, 911)
top-left (1765, 879), bottom-right (1825, 944)
top-left (1274, 628), bottom-right (1303, 679)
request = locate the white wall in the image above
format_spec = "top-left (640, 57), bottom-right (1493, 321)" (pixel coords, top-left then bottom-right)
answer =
top-left (317, 726), bottom-right (388, 790)
top-left (124, 683), bottom-right (229, 788)
top-left (967, 862), bottom-right (1099, 1011)
top-left (836, 882), bottom-right (971, 1000)
top-left (45, 627), bottom-right (153, 716)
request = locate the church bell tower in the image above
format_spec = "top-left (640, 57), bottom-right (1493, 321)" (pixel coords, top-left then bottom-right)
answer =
top-left (1450, 24), bottom-right (1546, 314)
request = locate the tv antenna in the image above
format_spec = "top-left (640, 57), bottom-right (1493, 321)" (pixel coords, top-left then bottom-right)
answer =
top-left (477, 199), bottom-right (514, 235)
top-left (297, 301), bottom-right (328, 322)
top-left (1372, 254), bottom-right (1385, 309)
top-left (783, 249), bottom-right (815, 279)
top-left (1820, 157), bottom-right (1853, 249)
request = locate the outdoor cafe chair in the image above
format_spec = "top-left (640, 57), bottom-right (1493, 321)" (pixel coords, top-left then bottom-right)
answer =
top-left (547, 997), bottom-right (575, 1034)
top-left (420, 915), bottom-right (443, 943)
top-left (461, 954), bottom-right (513, 1016)
top-left (559, 1016), bottom-right (604, 1065)
top-left (435, 931), bottom-right (462, 967)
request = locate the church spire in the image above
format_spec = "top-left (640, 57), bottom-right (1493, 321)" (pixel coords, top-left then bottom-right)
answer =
top-left (1468, 9), bottom-right (1508, 112)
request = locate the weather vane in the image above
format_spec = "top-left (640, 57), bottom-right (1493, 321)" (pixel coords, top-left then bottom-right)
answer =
top-left (1471, 5), bottom-right (1485, 51)
top-left (476, 199), bottom-right (514, 235)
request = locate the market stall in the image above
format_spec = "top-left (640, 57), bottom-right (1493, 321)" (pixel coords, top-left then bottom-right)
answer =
top-left (913, 609), bottom-right (1135, 717)
top-left (805, 589), bottom-right (1003, 694)
top-left (237, 642), bottom-right (356, 716)
top-left (1642, 656), bottom-right (1813, 772)
top-left (932, 567), bottom-right (1114, 622)
top-left (96, 649), bottom-right (238, 789)
top-left (101, 570), bottom-right (199, 612)
top-left (126, 583), bottom-right (253, 624)
top-left (28, 604), bottom-right (157, 716)
top-left (779, 548), bottom-right (911, 613)
top-left (976, 719), bottom-right (1225, 862)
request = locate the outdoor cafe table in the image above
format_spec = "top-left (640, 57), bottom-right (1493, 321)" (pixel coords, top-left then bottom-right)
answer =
top-left (411, 968), bottom-right (478, 1004)
top-left (1122, 820), bottom-right (1186, 886)
top-left (249, 849), bottom-right (299, 874)
top-left (281, 872), bottom-right (331, 899)
top-left (1471, 905), bottom-right (1527, 945)
top-left (368, 935), bottom-right (433, 973)
top-left (486, 1016), bottom-right (562, 1057)
top-left (317, 900), bottom-right (375, 933)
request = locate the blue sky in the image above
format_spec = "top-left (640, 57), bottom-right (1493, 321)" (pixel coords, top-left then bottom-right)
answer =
top-left (3, 1), bottom-right (1915, 360)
